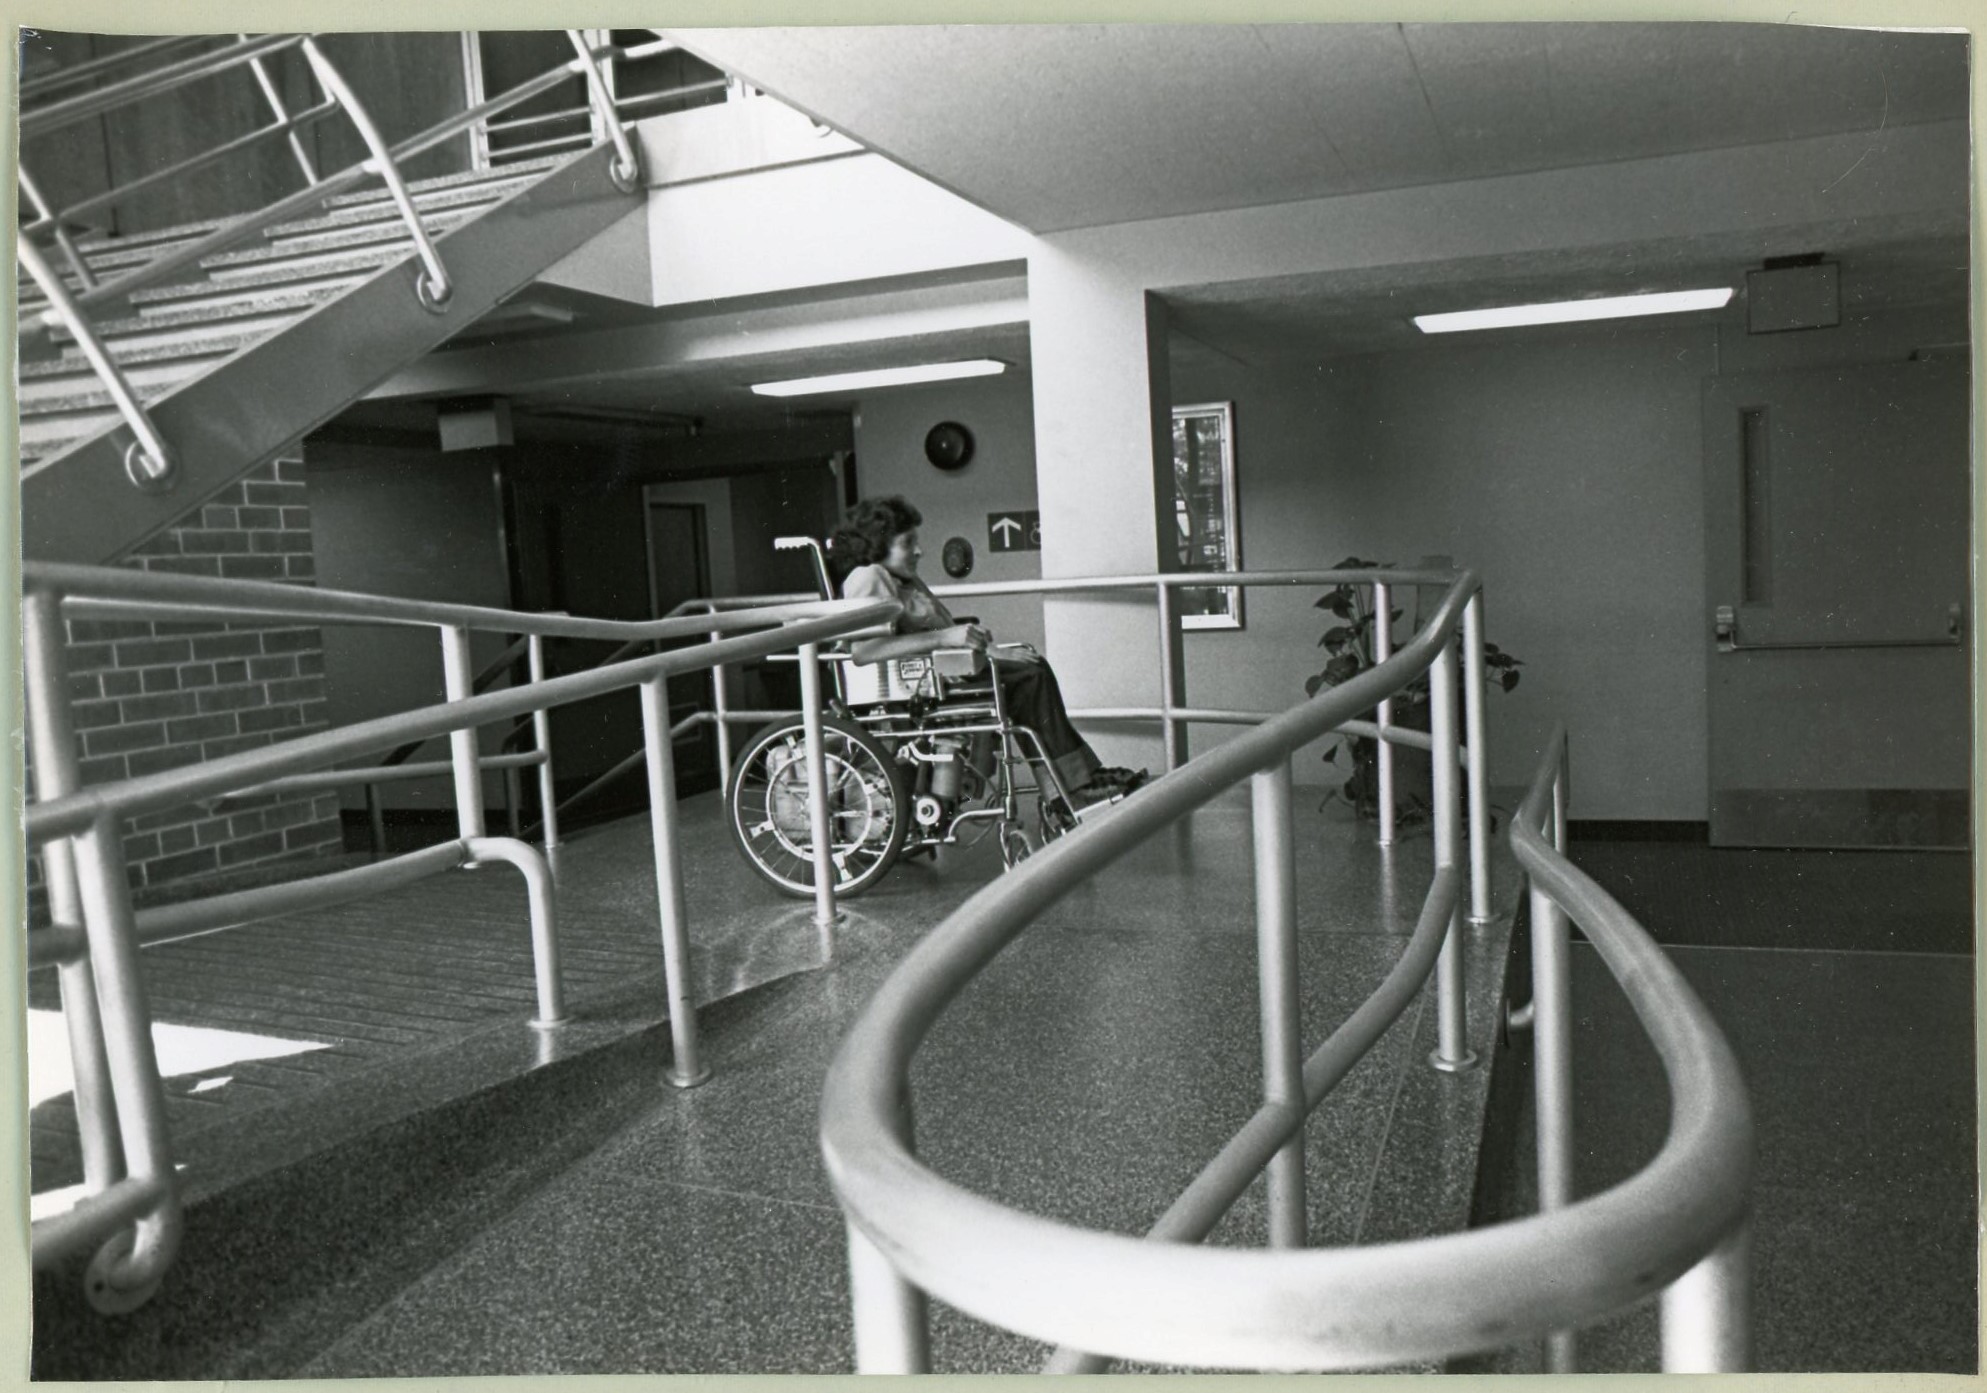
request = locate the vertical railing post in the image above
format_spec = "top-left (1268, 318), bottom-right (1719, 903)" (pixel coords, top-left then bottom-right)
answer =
top-left (503, 767), bottom-right (523, 838)
top-left (1252, 757), bottom-right (1306, 1247)
top-left (1461, 590), bottom-right (1493, 924)
top-left (241, 38), bottom-right (319, 182)
top-left (1156, 582), bottom-right (1187, 772)
top-left (1371, 580), bottom-right (1396, 846)
top-left (1428, 633), bottom-right (1477, 1072)
top-left (847, 1083), bottom-right (931, 1372)
top-left (639, 676), bottom-right (710, 1088)
top-left (798, 641), bottom-right (841, 929)
top-left (70, 814), bottom-right (182, 1307)
top-left (1661, 1219), bottom-right (1754, 1372)
top-left (365, 783), bottom-right (388, 859)
top-left (1531, 743), bottom-right (1577, 1371)
top-left (438, 625), bottom-right (486, 840)
top-left (528, 634), bottom-right (560, 850)
top-left (23, 589), bottom-right (124, 1194)
top-left (709, 623), bottom-right (733, 794)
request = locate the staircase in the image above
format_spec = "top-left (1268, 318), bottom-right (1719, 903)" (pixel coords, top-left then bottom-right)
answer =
top-left (18, 99), bottom-right (647, 565)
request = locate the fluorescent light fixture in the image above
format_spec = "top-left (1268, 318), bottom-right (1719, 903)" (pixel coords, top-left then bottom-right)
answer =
top-left (1414, 288), bottom-right (1735, 334)
top-left (750, 359), bottom-right (1006, 397)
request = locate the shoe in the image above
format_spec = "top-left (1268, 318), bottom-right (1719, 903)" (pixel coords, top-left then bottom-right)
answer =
top-left (1089, 766), bottom-right (1150, 793)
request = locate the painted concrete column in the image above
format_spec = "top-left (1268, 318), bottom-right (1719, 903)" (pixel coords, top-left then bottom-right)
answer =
top-left (1027, 248), bottom-right (1182, 774)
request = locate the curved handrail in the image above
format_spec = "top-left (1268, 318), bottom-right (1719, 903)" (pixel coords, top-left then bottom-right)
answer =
top-left (818, 580), bottom-right (1755, 1369)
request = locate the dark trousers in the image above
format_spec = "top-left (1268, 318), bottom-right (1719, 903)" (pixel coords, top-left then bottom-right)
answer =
top-left (992, 656), bottom-right (1099, 790)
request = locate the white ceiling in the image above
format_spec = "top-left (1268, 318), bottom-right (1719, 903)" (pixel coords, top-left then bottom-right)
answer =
top-left (666, 23), bottom-right (1970, 234)
top-left (400, 21), bottom-right (1969, 435)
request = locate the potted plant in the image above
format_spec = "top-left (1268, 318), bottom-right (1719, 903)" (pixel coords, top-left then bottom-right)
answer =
top-left (1306, 558), bottom-right (1521, 822)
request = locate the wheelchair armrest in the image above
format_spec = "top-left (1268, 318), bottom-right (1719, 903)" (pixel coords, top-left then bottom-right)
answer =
top-left (928, 646), bottom-right (985, 680)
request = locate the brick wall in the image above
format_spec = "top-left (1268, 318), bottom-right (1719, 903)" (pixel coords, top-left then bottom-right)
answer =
top-left (28, 454), bottom-right (346, 922)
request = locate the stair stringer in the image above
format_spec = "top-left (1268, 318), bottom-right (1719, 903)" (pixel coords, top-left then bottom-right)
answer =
top-left (22, 143), bottom-right (644, 564)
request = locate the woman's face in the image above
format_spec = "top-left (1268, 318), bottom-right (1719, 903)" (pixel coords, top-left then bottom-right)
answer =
top-left (883, 528), bottom-right (922, 577)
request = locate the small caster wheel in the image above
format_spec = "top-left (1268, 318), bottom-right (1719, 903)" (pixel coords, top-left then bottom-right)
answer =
top-left (998, 821), bottom-right (1033, 870)
top-left (85, 1227), bottom-right (160, 1315)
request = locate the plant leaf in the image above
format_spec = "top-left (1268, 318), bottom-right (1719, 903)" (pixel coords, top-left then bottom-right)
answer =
top-left (1501, 670), bottom-right (1521, 692)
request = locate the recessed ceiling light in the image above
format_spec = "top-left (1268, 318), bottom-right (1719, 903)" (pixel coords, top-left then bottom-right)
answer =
top-left (750, 360), bottom-right (1007, 396)
top-left (1414, 288), bottom-right (1735, 334)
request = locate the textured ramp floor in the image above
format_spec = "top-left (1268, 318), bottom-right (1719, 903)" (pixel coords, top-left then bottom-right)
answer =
top-left (30, 791), bottom-right (1521, 1377)
top-left (30, 795), bottom-right (858, 1195)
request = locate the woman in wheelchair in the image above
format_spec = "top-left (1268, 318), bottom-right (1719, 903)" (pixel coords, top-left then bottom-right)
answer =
top-left (723, 496), bottom-right (1147, 900)
top-left (832, 495), bottom-right (1146, 808)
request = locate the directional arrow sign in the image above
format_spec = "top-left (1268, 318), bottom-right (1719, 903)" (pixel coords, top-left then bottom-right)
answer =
top-left (988, 509), bottom-right (1041, 553)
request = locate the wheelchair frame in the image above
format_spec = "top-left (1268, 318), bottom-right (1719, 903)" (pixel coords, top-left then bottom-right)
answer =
top-left (742, 537), bottom-right (1096, 883)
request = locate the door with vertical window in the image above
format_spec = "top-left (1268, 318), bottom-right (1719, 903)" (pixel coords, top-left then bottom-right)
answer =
top-left (1702, 359), bottom-right (1969, 847)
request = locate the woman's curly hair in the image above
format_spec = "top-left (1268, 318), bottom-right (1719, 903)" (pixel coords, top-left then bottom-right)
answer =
top-left (828, 495), bottom-right (922, 575)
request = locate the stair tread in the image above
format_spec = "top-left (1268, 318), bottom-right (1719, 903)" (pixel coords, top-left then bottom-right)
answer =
top-left (134, 256), bottom-right (389, 305)
top-left (323, 156), bottom-right (561, 208)
top-left (22, 325), bottom-right (274, 375)
top-left (49, 295), bottom-right (324, 345)
top-left (264, 180), bottom-right (519, 238)
top-left (206, 210), bottom-right (477, 268)
top-left (18, 356), bottom-right (216, 398)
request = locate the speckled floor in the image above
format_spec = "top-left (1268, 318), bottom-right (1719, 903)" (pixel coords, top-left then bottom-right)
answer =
top-left (1465, 841), bottom-right (1977, 1376)
top-left (30, 788), bottom-right (1522, 1377)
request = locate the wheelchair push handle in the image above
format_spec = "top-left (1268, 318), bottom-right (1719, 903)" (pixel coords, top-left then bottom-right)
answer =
top-left (774, 536), bottom-right (836, 601)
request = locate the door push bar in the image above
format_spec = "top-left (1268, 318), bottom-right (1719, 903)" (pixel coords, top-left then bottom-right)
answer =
top-left (1714, 603), bottom-right (1963, 653)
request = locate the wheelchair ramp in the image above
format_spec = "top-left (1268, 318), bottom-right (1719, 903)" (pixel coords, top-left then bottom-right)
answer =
top-left (31, 791), bottom-right (1523, 1377)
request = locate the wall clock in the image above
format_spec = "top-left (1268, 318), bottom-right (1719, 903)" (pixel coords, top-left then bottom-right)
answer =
top-left (924, 421), bottom-right (974, 471)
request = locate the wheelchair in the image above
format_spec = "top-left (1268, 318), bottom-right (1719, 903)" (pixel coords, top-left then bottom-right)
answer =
top-left (724, 536), bottom-right (1119, 899)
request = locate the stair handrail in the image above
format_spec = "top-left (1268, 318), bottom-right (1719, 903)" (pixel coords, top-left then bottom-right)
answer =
top-left (17, 32), bottom-right (308, 139)
top-left (242, 35), bottom-right (321, 183)
top-left (23, 32), bottom-right (644, 320)
top-left (18, 34), bottom-right (223, 104)
top-left (16, 238), bottom-right (177, 489)
top-left (818, 575), bottom-right (1755, 1372)
top-left (295, 36), bottom-right (454, 309)
top-left (566, 31), bottom-right (643, 192)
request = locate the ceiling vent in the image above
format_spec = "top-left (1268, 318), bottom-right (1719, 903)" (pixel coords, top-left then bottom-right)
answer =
top-left (1746, 254), bottom-right (1840, 334)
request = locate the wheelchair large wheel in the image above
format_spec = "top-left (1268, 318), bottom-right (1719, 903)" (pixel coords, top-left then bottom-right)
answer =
top-left (727, 716), bottom-right (909, 899)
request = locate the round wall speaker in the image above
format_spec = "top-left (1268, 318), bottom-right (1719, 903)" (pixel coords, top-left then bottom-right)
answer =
top-left (941, 536), bottom-right (974, 578)
top-left (924, 421), bottom-right (974, 471)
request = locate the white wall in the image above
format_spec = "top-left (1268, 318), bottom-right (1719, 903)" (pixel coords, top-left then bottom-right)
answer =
top-left (849, 371), bottom-right (1047, 651)
top-left (1171, 303), bottom-right (1968, 819)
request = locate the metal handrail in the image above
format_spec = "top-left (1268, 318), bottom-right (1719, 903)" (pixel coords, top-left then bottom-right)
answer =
top-left (24, 562), bottom-right (899, 1312)
top-left (566, 31), bottom-right (642, 190)
top-left (685, 566), bottom-right (1492, 922)
top-left (29, 32), bottom-right (640, 321)
top-left (32, 560), bottom-right (827, 643)
top-left (243, 38), bottom-right (320, 183)
top-left (297, 38), bottom-right (453, 309)
top-left (17, 33), bottom-right (307, 138)
top-left (818, 587), bottom-right (1755, 1371)
top-left (21, 99), bottom-right (342, 241)
top-left (16, 239), bottom-right (177, 489)
top-left (26, 611), bottom-right (890, 842)
top-left (19, 34), bottom-right (221, 103)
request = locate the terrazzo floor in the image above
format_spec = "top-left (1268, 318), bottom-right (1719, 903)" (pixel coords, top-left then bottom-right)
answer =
top-left (30, 788), bottom-right (1522, 1377)
top-left (1465, 840), bottom-right (1978, 1376)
